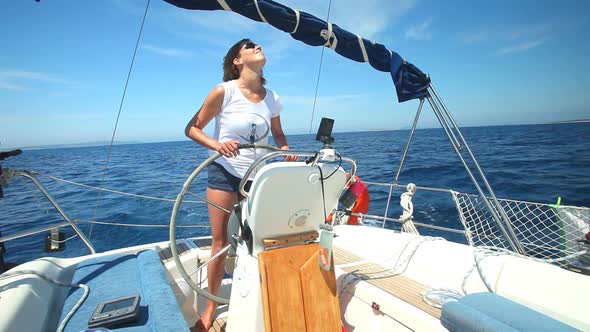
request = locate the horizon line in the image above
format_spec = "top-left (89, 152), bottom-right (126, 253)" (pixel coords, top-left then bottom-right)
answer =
top-left (3, 120), bottom-right (589, 151)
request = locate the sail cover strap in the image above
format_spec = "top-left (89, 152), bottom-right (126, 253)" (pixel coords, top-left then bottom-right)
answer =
top-left (161, 0), bottom-right (430, 102)
top-left (357, 35), bottom-right (368, 63)
top-left (321, 23), bottom-right (337, 50)
top-left (254, 0), bottom-right (267, 22)
top-left (216, 0), bottom-right (231, 10)
top-left (290, 9), bottom-right (300, 34)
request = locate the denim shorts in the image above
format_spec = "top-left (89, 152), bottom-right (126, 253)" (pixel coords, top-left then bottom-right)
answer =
top-left (207, 162), bottom-right (251, 193)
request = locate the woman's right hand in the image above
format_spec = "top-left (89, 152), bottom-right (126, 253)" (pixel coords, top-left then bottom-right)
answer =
top-left (215, 140), bottom-right (241, 158)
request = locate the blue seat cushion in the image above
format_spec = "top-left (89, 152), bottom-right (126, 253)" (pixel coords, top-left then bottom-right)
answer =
top-left (59, 250), bottom-right (189, 332)
top-left (441, 292), bottom-right (576, 332)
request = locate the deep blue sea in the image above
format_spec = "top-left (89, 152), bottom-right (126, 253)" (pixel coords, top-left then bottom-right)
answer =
top-left (1, 123), bottom-right (589, 265)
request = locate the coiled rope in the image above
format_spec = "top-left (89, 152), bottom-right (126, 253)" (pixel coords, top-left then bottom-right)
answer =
top-left (0, 270), bottom-right (89, 332)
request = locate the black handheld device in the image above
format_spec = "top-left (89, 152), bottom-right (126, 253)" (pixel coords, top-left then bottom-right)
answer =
top-left (88, 294), bottom-right (141, 328)
top-left (315, 117), bottom-right (335, 146)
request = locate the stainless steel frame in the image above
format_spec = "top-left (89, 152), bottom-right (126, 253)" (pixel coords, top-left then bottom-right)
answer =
top-left (386, 84), bottom-right (525, 254)
top-left (0, 170), bottom-right (96, 254)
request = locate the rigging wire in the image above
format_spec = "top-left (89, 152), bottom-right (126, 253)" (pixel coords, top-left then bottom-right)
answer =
top-left (19, 177), bottom-right (50, 216)
top-left (89, 0), bottom-right (151, 239)
top-left (18, 176), bottom-right (80, 243)
top-left (308, 0), bottom-right (334, 133)
top-left (82, 220), bottom-right (210, 229)
top-left (37, 172), bottom-right (204, 204)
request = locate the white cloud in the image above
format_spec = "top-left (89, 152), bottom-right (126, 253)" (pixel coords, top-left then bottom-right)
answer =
top-left (495, 23), bottom-right (550, 55)
top-left (325, 0), bottom-right (417, 39)
top-left (458, 30), bottom-right (489, 45)
top-left (496, 39), bottom-right (545, 55)
top-left (405, 19), bottom-right (432, 40)
top-left (142, 44), bottom-right (193, 58)
top-left (0, 70), bottom-right (71, 90)
top-left (0, 70), bottom-right (69, 84)
top-left (0, 81), bottom-right (23, 90)
top-left (507, 23), bottom-right (551, 41)
top-left (457, 22), bottom-right (552, 55)
top-left (171, 8), bottom-right (257, 35)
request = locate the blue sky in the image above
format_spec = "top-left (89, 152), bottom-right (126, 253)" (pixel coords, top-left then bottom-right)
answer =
top-left (1, 0), bottom-right (589, 148)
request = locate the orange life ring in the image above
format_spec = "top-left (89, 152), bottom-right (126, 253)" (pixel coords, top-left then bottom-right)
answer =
top-left (327, 175), bottom-right (370, 225)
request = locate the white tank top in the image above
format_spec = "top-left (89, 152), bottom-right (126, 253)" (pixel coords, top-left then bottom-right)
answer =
top-left (210, 80), bottom-right (282, 179)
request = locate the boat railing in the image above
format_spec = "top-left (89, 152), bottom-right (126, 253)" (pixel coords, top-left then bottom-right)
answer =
top-left (2, 168), bottom-right (466, 245)
top-left (341, 180), bottom-right (467, 236)
top-left (390, 88), bottom-right (526, 255)
top-left (1, 169), bottom-right (96, 254)
top-left (0, 169), bottom-right (210, 249)
top-left (1, 167), bottom-right (588, 269)
top-left (351, 179), bottom-right (590, 267)
top-left (452, 191), bottom-right (590, 266)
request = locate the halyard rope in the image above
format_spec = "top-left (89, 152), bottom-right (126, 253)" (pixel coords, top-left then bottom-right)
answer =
top-left (308, 0), bottom-right (333, 133)
top-left (90, 0), bottom-right (151, 240)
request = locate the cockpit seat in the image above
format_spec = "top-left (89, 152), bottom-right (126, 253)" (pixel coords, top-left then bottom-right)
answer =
top-left (0, 249), bottom-right (188, 332)
top-left (243, 162), bottom-right (347, 255)
top-left (59, 249), bottom-right (188, 332)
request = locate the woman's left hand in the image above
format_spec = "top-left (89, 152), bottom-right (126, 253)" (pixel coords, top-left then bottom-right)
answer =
top-left (281, 146), bottom-right (299, 162)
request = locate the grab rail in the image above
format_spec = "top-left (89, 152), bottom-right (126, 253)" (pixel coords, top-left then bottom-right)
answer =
top-left (2, 169), bottom-right (96, 254)
top-left (239, 148), bottom-right (357, 198)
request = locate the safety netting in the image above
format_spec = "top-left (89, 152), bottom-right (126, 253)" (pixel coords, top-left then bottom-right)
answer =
top-left (452, 192), bottom-right (590, 266)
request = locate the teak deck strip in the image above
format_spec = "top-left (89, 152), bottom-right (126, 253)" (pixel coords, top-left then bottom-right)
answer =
top-left (262, 231), bottom-right (318, 248)
top-left (333, 247), bottom-right (442, 319)
top-left (333, 246), bottom-right (365, 266)
top-left (208, 317), bottom-right (226, 332)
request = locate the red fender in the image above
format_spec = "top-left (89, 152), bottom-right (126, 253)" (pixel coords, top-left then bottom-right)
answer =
top-left (347, 176), bottom-right (369, 225)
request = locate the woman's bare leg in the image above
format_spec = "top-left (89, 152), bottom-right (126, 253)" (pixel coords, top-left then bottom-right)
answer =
top-left (197, 187), bottom-right (237, 331)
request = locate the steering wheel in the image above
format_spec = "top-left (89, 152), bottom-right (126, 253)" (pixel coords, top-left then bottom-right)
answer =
top-left (169, 143), bottom-right (279, 304)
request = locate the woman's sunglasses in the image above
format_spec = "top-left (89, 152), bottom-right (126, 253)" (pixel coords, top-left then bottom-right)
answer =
top-left (243, 42), bottom-right (257, 49)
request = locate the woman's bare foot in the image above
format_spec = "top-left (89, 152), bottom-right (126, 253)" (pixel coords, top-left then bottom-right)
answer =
top-left (193, 309), bottom-right (215, 332)
top-left (191, 319), bottom-right (208, 332)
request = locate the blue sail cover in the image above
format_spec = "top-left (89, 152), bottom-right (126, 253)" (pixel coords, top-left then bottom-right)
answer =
top-left (163, 0), bottom-right (430, 102)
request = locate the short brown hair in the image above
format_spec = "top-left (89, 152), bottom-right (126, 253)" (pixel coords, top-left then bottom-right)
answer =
top-left (222, 38), bottom-right (266, 85)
